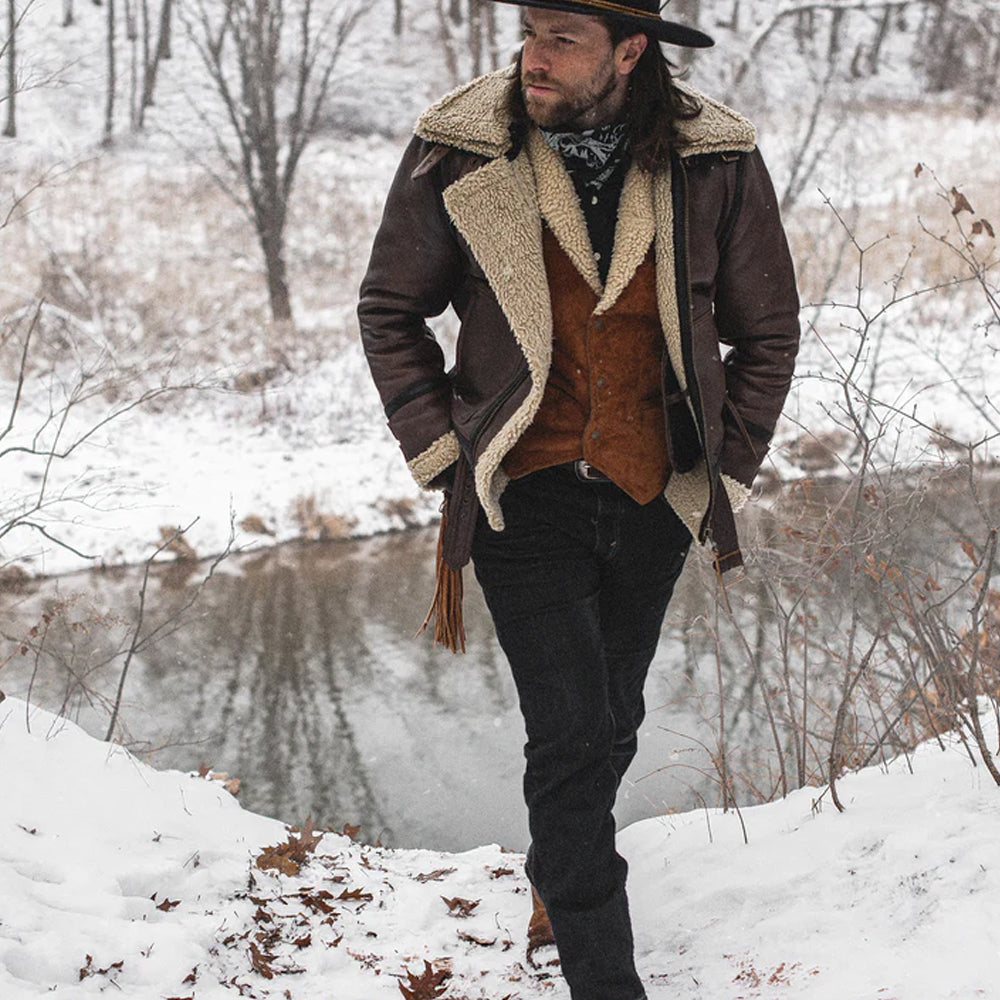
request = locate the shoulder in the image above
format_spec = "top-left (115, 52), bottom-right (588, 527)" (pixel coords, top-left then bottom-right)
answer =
top-left (672, 81), bottom-right (757, 159)
top-left (414, 66), bottom-right (518, 159)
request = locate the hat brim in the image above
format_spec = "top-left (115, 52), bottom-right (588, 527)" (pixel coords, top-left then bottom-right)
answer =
top-left (488, 0), bottom-right (714, 48)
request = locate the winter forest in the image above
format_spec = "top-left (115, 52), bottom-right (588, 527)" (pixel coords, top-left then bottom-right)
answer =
top-left (1, 1), bottom-right (1000, 998)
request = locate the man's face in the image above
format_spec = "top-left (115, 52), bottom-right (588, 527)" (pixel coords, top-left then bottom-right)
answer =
top-left (520, 8), bottom-right (646, 130)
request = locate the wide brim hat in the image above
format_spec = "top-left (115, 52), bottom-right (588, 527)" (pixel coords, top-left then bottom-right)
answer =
top-left (488, 0), bottom-right (714, 48)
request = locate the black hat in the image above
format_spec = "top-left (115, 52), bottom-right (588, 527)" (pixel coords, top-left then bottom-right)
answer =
top-left (489, 0), bottom-right (714, 48)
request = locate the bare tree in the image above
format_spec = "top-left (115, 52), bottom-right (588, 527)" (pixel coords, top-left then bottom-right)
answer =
top-left (184, 0), bottom-right (367, 323)
top-left (102, 0), bottom-right (116, 144)
top-left (133, 0), bottom-right (173, 128)
top-left (3, 0), bottom-right (18, 137)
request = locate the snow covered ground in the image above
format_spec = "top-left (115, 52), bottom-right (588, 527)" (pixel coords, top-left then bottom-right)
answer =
top-left (2, 694), bottom-right (999, 999)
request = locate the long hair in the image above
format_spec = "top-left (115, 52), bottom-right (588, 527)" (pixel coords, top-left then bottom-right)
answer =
top-left (506, 21), bottom-right (701, 172)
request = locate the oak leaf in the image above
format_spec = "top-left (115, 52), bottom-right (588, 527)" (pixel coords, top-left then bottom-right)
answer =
top-left (249, 941), bottom-right (276, 980)
top-left (398, 959), bottom-right (451, 999)
top-left (337, 887), bottom-right (374, 903)
top-left (442, 895), bottom-right (480, 917)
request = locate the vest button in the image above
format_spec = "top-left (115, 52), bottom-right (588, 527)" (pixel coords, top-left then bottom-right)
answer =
top-left (591, 429), bottom-right (601, 440)
top-left (596, 376), bottom-right (607, 389)
top-left (593, 319), bottom-right (605, 331)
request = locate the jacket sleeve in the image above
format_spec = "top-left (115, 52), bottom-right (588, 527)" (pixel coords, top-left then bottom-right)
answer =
top-left (714, 148), bottom-right (800, 490)
top-left (358, 136), bottom-right (463, 489)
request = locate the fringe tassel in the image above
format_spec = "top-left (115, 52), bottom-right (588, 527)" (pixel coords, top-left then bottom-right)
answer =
top-left (416, 510), bottom-right (466, 653)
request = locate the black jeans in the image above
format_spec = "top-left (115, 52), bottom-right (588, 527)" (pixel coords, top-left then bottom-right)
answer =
top-left (471, 466), bottom-right (690, 1000)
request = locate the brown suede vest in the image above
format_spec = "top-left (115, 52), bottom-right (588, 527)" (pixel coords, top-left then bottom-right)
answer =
top-left (504, 227), bottom-right (670, 504)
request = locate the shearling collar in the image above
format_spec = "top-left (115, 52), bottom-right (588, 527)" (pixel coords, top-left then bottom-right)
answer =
top-left (414, 64), bottom-right (756, 160)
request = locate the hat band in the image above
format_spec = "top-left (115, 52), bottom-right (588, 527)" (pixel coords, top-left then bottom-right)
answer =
top-left (554, 0), bottom-right (663, 21)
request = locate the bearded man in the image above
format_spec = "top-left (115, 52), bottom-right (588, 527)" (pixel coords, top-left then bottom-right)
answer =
top-left (358, 2), bottom-right (800, 997)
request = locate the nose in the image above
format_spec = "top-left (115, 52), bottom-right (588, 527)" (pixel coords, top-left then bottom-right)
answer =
top-left (522, 37), bottom-right (550, 76)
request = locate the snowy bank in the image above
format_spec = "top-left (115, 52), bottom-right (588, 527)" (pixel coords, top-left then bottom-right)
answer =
top-left (2, 696), bottom-right (999, 999)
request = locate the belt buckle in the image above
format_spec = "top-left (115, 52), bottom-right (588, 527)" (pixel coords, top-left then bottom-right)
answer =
top-left (575, 460), bottom-right (606, 482)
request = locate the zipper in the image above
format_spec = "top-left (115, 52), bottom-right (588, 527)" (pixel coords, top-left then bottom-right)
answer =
top-left (470, 363), bottom-right (530, 454)
top-left (384, 376), bottom-right (449, 421)
top-left (673, 152), bottom-right (715, 544)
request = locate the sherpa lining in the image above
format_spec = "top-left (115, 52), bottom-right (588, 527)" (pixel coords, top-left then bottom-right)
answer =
top-left (408, 431), bottom-right (461, 489)
top-left (415, 67), bottom-right (757, 161)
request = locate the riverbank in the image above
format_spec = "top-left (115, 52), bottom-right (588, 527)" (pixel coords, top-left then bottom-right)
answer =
top-left (2, 694), bottom-right (998, 999)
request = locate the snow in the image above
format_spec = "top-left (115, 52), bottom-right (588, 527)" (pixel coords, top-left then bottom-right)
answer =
top-left (3, 2), bottom-right (1000, 997)
top-left (2, 694), bottom-right (999, 998)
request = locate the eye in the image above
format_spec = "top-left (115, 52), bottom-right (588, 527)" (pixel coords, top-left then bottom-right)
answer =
top-left (556, 35), bottom-right (575, 45)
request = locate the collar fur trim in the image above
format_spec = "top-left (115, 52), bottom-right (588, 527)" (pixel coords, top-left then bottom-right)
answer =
top-left (414, 65), bottom-right (756, 159)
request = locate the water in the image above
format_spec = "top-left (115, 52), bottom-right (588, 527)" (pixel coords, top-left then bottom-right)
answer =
top-left (1, 528), bottom-right (715, 852)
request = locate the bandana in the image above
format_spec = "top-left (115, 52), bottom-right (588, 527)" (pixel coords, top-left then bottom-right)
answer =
top-left (541, 122), bottom-right (629, 191)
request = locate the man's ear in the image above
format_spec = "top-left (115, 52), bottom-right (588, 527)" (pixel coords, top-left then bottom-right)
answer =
top-left (616, 32), bottom-right (648, 76)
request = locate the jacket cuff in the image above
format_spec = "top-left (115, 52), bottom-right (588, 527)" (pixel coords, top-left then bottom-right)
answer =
top-left (407, 431), bottom-right (461, 489)
top-left (720, 473), bottom-right (751, 513)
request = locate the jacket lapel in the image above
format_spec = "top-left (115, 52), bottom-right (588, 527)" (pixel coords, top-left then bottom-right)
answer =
top-left (526, 129), bottom-right (602, 297)
top-left (597, 164), bottom-right (655, 315)
top-left (441, 152), bottom-right (552, 390)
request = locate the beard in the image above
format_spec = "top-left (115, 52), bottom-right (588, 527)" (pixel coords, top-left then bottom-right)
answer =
top-left (521, 64), bottom-right (620, 130)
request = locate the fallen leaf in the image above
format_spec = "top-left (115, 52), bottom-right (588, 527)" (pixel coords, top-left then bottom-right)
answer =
top-left (337, 887), bottom-right (374, 903)
top-left (415, 867), bottom-right (456, 883)
top-left (398, 959), bottom-right (452, 999)
top-left (249, 941), bottom-right (276, 980)
top-left (458, 929), bottom-right (497, 946)
top-left (442, 895), bottom-right (480, 917)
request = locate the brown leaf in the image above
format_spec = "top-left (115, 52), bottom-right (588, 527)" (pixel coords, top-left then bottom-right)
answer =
top-left (488, 867), bottom-right (515, 879)
top-left (249, 941), bottom-right (276, 980)
top-left (951, 187), bottom-right (975, 215)
top-left (299, 889), bottom-right (337, 914)
top-left (441, 895), bottom-right (480, 917)
top-left (294, 934), bottom-right (312, 949)
top-left (337, 887), bottom-right (374, 903)
top-left (341, 822), bottom-right (362, 841)
top-left (457, 929), bottom-right (497, 946)
top-left (398, 959), bottom-right (452, 1000)
top-left (914, 162), bottom-right (923, 177)
top-left (256, 845), bottom-right (300, 877)
top-left (183, 967), bottom-right (198, 984)
top-left (415, 867), bottom-right (456, 883)
top-left (286, 816), bottom-right (324, 859)
top-left (79, 956), bottom-right (125, 981)
top-left (255, 818), bottom-right (324, 876)
top-left (153, 895), bottom-right (181, 912)
top-left (961, 539), bottom-right (979, 565)
top-left (972, 218), bottom-right (995, 238)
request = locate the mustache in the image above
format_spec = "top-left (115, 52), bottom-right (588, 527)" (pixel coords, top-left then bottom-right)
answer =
top-left (522, 71), bottom-right (554, 87)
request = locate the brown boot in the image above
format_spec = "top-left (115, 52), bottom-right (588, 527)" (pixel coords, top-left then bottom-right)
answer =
top-left (526, 886), bottom-right (559, 968)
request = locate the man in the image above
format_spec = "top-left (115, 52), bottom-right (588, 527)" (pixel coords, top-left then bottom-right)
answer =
top-left (358, 1), bottom-right (800, 997)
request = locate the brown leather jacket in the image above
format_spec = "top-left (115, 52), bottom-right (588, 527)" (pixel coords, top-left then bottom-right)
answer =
top-left (358, 67), bottom-right (800, 570)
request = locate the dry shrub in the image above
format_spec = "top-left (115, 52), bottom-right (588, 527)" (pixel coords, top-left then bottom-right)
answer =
top-left (290, 495), bottom-right (356, 541)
